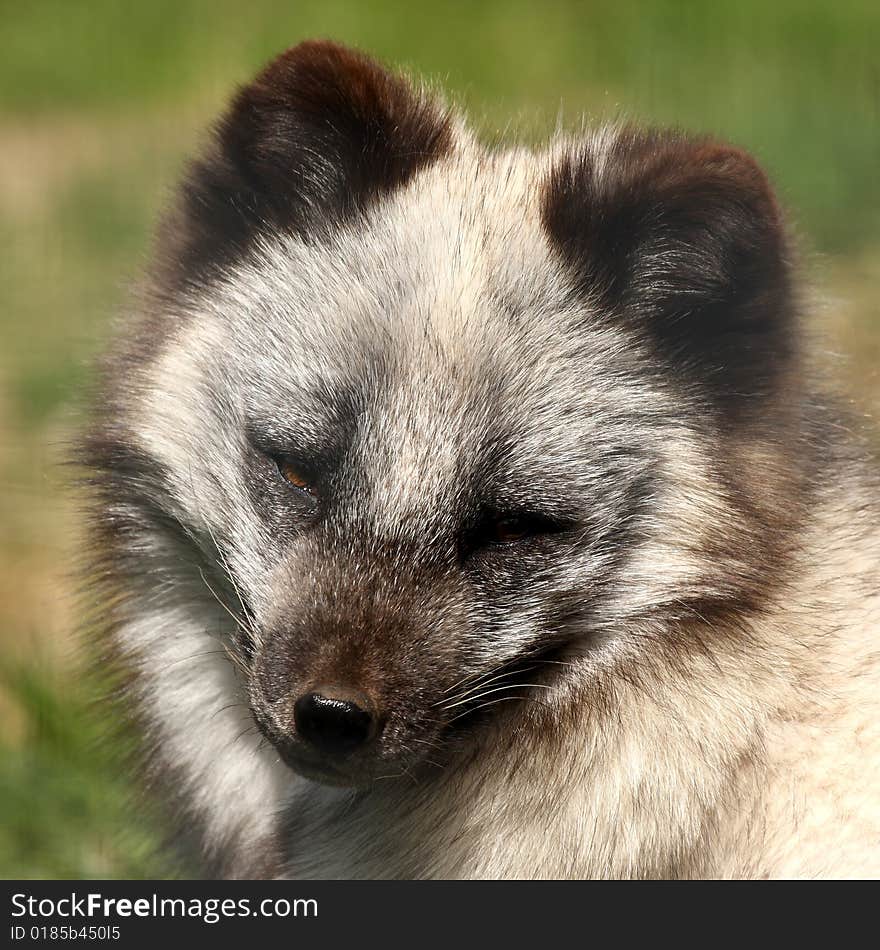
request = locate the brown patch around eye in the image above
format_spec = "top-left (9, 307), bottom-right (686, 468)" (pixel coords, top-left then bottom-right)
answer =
top-left (278, 459), bottom-right (316, 496)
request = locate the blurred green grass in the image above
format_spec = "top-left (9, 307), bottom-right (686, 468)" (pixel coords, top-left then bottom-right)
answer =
top-left (0, 663), bottom-right (174, 878)
top-left (1, 0), bottom-right (878, 878)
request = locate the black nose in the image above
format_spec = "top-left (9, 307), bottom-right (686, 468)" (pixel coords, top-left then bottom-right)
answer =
top-left (293, 689), bottom-right (376, 757)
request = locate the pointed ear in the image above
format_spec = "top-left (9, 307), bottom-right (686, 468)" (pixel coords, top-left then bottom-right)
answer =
top-left (158, 40), bottom-right (453, 290)
top-left (541, 129), bottom-right (795, 409)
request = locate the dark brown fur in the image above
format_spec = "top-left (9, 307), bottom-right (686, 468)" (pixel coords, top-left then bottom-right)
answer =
top-left (541, 129), bottom-right (794, 415)
top-left (154, 40), bottom-right (454, 294)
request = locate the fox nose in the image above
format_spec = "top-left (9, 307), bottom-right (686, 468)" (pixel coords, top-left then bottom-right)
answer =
top-left (293, 687), bottom-right (377, 757)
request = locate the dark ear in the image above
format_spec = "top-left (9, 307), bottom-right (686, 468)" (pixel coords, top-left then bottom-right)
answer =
top-left (157, 40), bottom-right (453, 290)
top-left (541, 129), bottom-right (794, 408)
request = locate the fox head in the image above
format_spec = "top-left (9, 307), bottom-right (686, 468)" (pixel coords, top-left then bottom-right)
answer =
top-left (87, 41), bottom-right (800, 789)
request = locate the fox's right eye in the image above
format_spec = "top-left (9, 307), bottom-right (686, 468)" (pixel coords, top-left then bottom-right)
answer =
top-left (274, 458), bottom-right (318, 498)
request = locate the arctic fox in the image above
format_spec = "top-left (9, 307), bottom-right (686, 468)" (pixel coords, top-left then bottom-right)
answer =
top-left (84, 40), bottom-right (880, 878)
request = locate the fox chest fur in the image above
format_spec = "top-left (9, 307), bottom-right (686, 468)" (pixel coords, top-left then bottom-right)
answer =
top-left (84, 41), bottom-right (880, 879)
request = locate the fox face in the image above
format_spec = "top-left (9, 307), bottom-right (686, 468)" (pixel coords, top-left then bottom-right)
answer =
top-left (88, 42), bottom-right (798, 791)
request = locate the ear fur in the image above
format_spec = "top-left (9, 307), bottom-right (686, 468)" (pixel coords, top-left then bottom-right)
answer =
top-left (542, 129), bottom-right (795, 409)
top-left (158, 40), bottom-right (453, 290)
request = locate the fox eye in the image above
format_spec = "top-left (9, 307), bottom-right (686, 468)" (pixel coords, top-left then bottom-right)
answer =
top-left (490, 517), bottom-right (532, 544)
top-left (275, 458), bottom-right (317, 497)
top-left (483, 512), bottom-right (568, 547)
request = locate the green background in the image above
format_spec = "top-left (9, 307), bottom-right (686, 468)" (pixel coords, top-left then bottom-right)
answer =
top-left (1, 0), bottom-right (878, 877)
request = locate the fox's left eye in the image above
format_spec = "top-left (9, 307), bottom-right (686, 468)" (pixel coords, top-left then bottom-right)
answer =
top-left (484, 513), bottom-right (569, 547)
top-left (275, 458), bottom-right (317, 497)
top-left (490, 517), bottom-right (532, 544)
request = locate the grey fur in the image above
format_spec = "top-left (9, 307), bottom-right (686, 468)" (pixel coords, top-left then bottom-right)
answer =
top-left (83, 43), bottom-right (880, 878)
